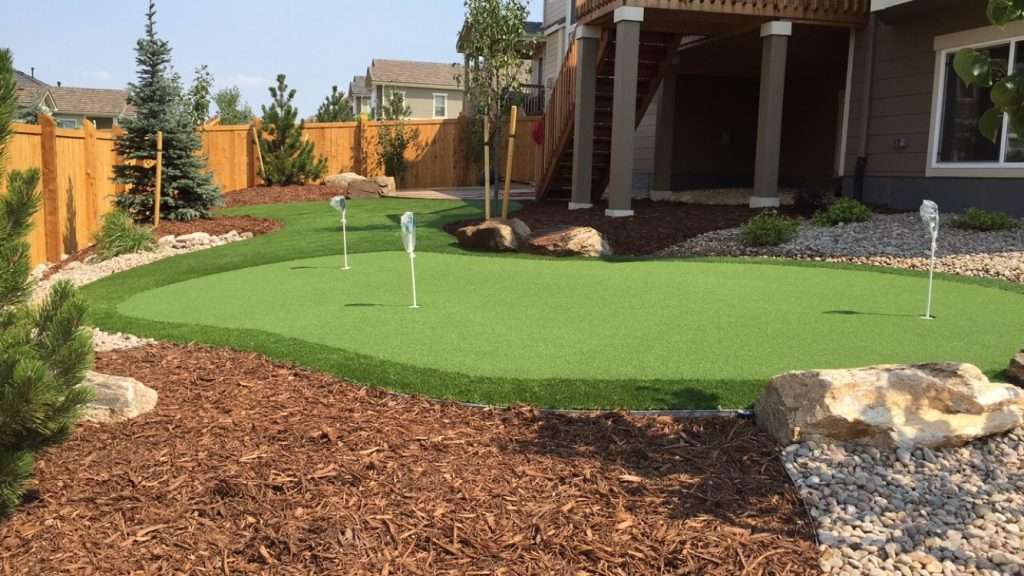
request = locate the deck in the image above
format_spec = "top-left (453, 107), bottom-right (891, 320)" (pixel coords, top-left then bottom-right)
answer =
top-left (576, 0), bottom-right (869, 26)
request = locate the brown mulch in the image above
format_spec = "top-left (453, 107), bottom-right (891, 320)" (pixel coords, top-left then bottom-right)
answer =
top-left (0, 344), bottom-right (819, 575)
top-left (153, 215), bottom-right (281, 238)
top-left (446, 200), bottom-right (800, 256)
top-left (223, 185), bottom-right (340, 208)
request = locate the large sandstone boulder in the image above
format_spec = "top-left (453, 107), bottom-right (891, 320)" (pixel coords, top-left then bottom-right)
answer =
top-left (373, 176), bottom-right (397, 196)
top-left (525, 226), bottom-right (611, 258)
top-left (455, 218), bottom-right (531, 252)
top-left (755, 363), bottom-right (1024, 449)
top-left (324, 172), bottom-right (366, 190)
top-left (79, 371), bottom-right (158, 423)
top-left (346, 179), bottom-right (387, 198)
top-left (1009, 351), bottom-right (1024, 385)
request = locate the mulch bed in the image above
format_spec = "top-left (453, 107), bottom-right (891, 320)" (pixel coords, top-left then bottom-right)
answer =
top-left (0, 344), bottom-right (819, 575)
top-left (223, 185), bottom-right (341, 208)
top-left (446, 200), bottom-right (797, 256)
top-left (153, 215), bottom-right (280, 238)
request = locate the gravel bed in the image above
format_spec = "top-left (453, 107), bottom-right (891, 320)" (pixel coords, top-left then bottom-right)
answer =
top-left (33, 230), bottom-right (253, 351)
top-left (784, 430), bottom-right (1024, 575)
top-left (660, 213), bottom-right (1024, 284)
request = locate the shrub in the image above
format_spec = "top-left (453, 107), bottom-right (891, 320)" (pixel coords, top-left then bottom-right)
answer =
top-left (94, 210), bottom-right (156, 261)
top-left (952, 207), bottom-right (1021, 232)
top-left (375, 91), bottom-right (421, 187)
top-left (0, 48), bottom-right (93, 518)
top-left (259, 74), bottom-right (327, 186)
top-left (741, 211), bottom-right (800, 247)
top-left (813, 197), bottom-right (873, 227)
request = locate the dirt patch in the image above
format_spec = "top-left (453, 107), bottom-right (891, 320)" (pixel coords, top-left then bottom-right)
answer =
top-left (223, 185), bottom-right (342, 208)
top-left (0, 344), bottom-right (819, 575)
top-left (154, 215), bottom-right (280, 237)
top-left (447, 200), bottom-right (798, 256)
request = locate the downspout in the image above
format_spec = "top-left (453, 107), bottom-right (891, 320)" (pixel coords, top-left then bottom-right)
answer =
top-left (854, 13), bottom-right (878, 202)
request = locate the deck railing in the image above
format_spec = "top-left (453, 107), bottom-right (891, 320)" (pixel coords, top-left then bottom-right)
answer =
top-left (575, 0), bottom-right (869, 23)
top-left (541, 38), bottom-right (578, 190)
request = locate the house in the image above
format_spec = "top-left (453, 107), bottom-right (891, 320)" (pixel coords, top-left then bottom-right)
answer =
top-left (536, 0), bottom-right (1023, 217)
top-left (456, 20), bottom-right (546, 115)
top-left (348, 75), bottom-right (373, 117)
top-left (14, 69), bottom-right (132, 129)
top-left (365, 59), bottom-right (465, 120)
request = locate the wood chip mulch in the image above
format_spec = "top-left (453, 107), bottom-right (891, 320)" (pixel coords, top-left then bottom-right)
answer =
top-left (446, 200), bottom-right (801, 256)
top-left (223, 185), bottom-right (341, 208)
top-left (0, 344), bottom-right (819, 575)
top-left (153, 215), bottom-right (281, 238)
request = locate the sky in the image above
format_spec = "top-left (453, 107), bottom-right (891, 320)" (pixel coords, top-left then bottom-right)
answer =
top-left (2, 0), bottom-right (544, 117)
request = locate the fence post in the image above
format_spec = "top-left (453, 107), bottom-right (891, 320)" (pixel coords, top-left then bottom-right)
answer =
top-left (38, 114), bottom-right (62, 262)
top-left (153, 131), bottom-right (163, 227)
top-left (355, 118), bottom-right (364, 175)
top-left (111, 125), bottom-right (126, 196)
top-left (82, 119), bottom-right (98, 232)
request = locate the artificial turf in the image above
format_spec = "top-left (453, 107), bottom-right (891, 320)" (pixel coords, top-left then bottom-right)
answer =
top-left (81, 198), bottom-right (1024, 410)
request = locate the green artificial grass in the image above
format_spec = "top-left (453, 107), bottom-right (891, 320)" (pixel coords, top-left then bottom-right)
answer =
top-left (81, 198), bottom-right (1024, 410)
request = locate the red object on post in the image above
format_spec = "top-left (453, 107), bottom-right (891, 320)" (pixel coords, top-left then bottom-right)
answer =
top-left (531, 119), bottom-right (544, 146)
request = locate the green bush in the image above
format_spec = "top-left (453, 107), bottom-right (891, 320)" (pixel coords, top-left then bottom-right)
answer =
top-left (741, 211), bottom-right (801, 247)
top-left (94, 210), bottom-right (156, 261)
top-left (952, 207), bottom-right (1021, 232)
top-left (813, 197), bottom-right (873, 227)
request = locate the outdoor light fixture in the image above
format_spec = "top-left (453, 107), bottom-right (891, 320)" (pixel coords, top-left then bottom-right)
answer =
top-left (919, 200), bottom-right (940, 320)
top-left (401, 211), bottom-right (419, 309)
top-left (330, 196), bottom-right (350, 271)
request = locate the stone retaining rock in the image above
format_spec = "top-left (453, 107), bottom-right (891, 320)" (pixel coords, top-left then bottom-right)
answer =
top-left (455, 218), bottom-right (531, 252)
top-left (80, 371), bottom-right (158, 423)
top-left (1010, 351), bottom-right (1024, 386)
top-left (756, 363), bottom-right (1024, 449)
top-left (525, 226), bottom-right (611, 258)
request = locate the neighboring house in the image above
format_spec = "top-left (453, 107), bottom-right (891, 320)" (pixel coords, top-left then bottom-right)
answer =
top-left (365, 59), bottom-right (465, 120)
top-left (841, 0), bottom-right (1024, 216)
top-left (14, 69), bottom-right (132, 129)
top-left (456, 20), bottom-right (545, 115)
top-left (348, 75), bottom-right (374, 117)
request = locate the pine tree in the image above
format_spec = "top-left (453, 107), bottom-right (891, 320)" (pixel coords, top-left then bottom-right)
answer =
top-left (0, 48), bottom-right (93, 518)
top-left (113, 0), bottom-right (221, 222)
top-left (315, 86), bottom-right (354, 123)
top-left (259, 74), bottom-right (327, 185)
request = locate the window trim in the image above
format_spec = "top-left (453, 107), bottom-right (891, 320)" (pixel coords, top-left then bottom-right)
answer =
top-left (927, 22), bottom-right (1024, 178)
top-left (432, 93), bottom-right (448, 119)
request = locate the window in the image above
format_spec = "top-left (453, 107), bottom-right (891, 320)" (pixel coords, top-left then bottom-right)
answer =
top-left (433, 93), bottom-right (448, 118)
top-left (929, 27), bottom-right (1024, 176)
top-left (56, 118), bottom-right (79, 129)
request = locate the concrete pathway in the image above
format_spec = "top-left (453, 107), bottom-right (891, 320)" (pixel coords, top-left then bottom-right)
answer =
top-left (386, 185), bottom-right (535, 201)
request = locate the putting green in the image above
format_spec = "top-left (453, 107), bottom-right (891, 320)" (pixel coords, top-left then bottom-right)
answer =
top-left (118, 252), bottom-right (1024, 383)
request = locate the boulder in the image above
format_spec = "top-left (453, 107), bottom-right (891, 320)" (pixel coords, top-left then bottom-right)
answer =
top-left (755, 363), bottom-right (1024, 449)
top-left (373, 176), bottom-right (397, 195)
top-left (455, 218), bottom-right (531, 252)
top-left (346, 179), bottom-right (387, 198)
top-left (324, 172), bottom-right (367, 190)
top-left (79, 371), bottom-right (158, 423)
top-left (1009, 351), bottom-right (1024, 385)
top-left (174, 232), bottom-right (211, 248)
top-left (525, 226), bottom-right (612, 258)
top-left (157, 235), bottom-right (176, 248)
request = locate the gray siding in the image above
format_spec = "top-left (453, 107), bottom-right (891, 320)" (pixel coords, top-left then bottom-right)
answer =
top-left (381, 86), bottom-right (464, 120)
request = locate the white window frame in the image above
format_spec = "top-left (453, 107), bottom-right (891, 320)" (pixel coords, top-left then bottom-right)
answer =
top-left (432, 93), bottom-right (448, 118)
top-left (927, 21), bottom-right (1024, 178)
top-left (56, 118), bottom-right (80, 129)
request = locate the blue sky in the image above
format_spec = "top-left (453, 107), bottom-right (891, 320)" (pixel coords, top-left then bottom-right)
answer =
top-left (3, 0), bottom-right (543, 116)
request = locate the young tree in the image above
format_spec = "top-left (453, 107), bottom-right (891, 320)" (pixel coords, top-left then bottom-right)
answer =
top-left (113, 0), bottom-right (221, 222)
top-left (186, 64), bottom-right (214, 127)
top-left (258, 74), bottom-right (327, 185)
top-left (460, 0), bottom-right (531, 151)
top-left (315, 86), bottom-right (354, 123)
top-left (954, 1), bottom-right (1024, 142)
top-left (213, 86), bottom-right (253, 125)
top-left (375, 91), bottom-right (420, 187)
top-left (0, 48), bottom-right (93, 518)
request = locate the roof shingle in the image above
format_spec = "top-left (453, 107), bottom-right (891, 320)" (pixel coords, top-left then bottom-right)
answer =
top-left (369, 60), bottom-right (463, 89)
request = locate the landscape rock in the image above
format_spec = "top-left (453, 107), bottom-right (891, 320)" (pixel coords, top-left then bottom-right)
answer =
top-left (157, 235), bottom-right (176, 248)
top-left (756, 363), bottom-right (1024, 449)
top-left (79, 371), bottom-right (158, 423)
top-left (373, 176), bottom-right (397, 195)
top-left (455, 218), bottom-right (530, 252)
top-left (1009, 351), bottom-right (1024, 385)
top-left (324, 172), bottom-right (366, 190)
top-left (346, 178), bottom-right (388, 198)
top-left (525, 226), bottom-right (612, 258)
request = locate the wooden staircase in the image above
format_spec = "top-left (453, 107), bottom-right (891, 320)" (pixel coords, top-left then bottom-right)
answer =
top-left (537, 30), bottom-right (679, 201)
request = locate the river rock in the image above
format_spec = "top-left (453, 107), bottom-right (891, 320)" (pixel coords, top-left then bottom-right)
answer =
top-left (79, 371), bottom-right (158, 423)
top-left (755, 363), bottom-right (1024, 448)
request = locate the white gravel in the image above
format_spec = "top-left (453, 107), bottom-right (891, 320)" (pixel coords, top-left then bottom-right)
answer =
top-left (660, 213), bottom-right (1024, 284)
top-left (34, 230), bottom-right (253, 351)
top-left (785, 431), bottom-right (1024, 576)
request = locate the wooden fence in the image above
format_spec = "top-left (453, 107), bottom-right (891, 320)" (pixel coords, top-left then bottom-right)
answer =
top-left (2, 113), bottom-right (543, 266)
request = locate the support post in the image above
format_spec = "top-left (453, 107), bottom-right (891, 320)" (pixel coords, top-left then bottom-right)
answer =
top-left (652, 68), bottom-right (678, 200)
top-left (751, 21), bottom-right (792, 209)
top-left (154, 131), bottom-right (163, 227)
top-left (38, 114), bottom-right (61, 262)
top-left (501, 105), bottom-right (518, 219)
top-left (484, 115), bottom-right (492, 220)
top-left (251, 121), bottom-right (265, 184)
top-left (571, 25), bottom-right (600, 210)
top-left (607, 7), bottom-right (644, 218)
